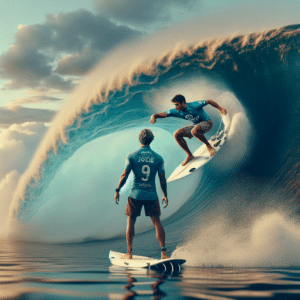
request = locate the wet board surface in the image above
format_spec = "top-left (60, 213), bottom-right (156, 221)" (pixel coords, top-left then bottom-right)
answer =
top-left (109, 250), bottom-right (186, 271)
top-left (167, 113), bottom-right (231, 182)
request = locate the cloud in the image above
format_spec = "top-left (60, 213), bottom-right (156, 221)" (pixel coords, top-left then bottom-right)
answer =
top-left (95, 0), bottom-right (200, 26)
top-left (0, 107), bottom-right (57, 127)
top-left (0, 9), bottom-right (141, 92)
top-left (0, 123), bottom-right (47, 177)
top-left (6, 95), bottom-right (62, 110)
top-left (0, 171), bottom-right (20, 226)
top-left (0, 2), bottom-right (201, 96)
top-left (0, 122), bottom-right (47, 227)
top-left (45, 10), bottom-right (140, 52)
top-left (55, 49), bottom-right (101, 76)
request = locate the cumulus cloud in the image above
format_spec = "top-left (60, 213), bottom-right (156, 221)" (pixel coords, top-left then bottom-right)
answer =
top-left (0, 123), bottom-right (47, 227)
top-left (0, 2), bottom-right (202, 102)
top-left (0, 9), bottom-right (141, 92)
top-left (55, 49), bottom-right (101, 76)
top-left (0, 123), bottom-right (47, 177)
top-left (0, 171), bottom-right (20, 228)
top-left (95, 0), bottom-right (200, 26)
top-left (0, 107), bottom-right (56, 127)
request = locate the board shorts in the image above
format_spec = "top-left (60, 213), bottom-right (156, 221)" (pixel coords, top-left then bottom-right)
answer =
top-left (125, 197), bottom-right (161, 217)
top-left (182, 119), bottom-right (213, 139)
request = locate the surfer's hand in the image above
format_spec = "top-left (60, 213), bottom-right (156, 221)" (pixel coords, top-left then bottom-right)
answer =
top-left (162, 196), bottom-right (168, 208)
top-left (220, 107), bottom-right (227, 115)
top-left (114, 192), bottom-right (120, 204)
top-left (149, 115), bottom-right (156, 124)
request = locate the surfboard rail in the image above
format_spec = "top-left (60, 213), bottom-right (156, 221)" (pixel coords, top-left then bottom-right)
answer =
top-left (109, 250), bottom-right (186, 271)
top-left (167, 113), bottom-right (231, 182)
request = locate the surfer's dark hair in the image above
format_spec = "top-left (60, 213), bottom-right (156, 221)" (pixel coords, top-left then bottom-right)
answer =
top-left (139, 129), bottom-right (154, 145)
top-left (171, 94), bottom-right (186, 104)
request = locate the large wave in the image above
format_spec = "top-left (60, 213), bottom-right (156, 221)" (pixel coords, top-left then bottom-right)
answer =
top-left (5, 24), bottom-right (300, 255)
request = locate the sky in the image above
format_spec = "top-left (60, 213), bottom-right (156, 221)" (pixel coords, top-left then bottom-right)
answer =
top-left (0, 0), bottom-right (299, 130)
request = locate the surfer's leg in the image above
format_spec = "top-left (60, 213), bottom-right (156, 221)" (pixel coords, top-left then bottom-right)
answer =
top-left (173, 128), bottom-right (194, 166)
top-left (123, 197), bottom-right (141, 259)
top-left (150, 215), bottom-right (169, 259)
top-left (191, 121), bottom-right (215, 156)
top-left (121, 216), bottom-right (137, 259)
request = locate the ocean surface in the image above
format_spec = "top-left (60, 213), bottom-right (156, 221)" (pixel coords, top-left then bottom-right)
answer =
top-left (2, 239), bottom-right (300, 299)
top-left (1, 24), bottom-right (300, 299)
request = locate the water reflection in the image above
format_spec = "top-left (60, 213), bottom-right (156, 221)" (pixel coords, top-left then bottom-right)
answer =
top-left (123, 272), bottom-right (166, 300)
top-left (108, 266), bottom-right (178, 299)
top-left (1, 240), bottom-right (300, 299)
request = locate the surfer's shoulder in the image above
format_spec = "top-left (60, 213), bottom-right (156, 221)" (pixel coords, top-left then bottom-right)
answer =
top-left (190, 100), bottom-right (207, 108)
top-left (151, 150), bottom-right (164, 162)
top-left (165, 108), bottom-right (177, 116)
top-left (127, 149), bottom-right (139, 158)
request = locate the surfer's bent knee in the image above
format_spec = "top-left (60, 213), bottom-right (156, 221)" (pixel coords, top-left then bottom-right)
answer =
top-left (173, 129), bottom-right (188, 140)
top-left (191, 126), bottom-right (202, 137)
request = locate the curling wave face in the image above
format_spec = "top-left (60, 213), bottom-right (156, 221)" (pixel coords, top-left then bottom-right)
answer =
top-left (6, 24), bottom-right (300, 245)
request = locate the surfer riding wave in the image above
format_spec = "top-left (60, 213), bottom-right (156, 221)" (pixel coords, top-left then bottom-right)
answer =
top-left (150, 94), bottom-right (227, 166)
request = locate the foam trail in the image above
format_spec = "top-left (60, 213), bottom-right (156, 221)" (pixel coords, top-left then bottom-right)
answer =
top-left (172, 212), bottom-right (300, 267)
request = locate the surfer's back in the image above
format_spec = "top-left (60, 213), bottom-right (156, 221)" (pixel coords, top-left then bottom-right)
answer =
top-left (126, 146), bottom-right (164, 200)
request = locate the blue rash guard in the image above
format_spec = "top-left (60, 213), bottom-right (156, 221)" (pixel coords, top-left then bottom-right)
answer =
top-left (165, 100), bottom-right (210, 124)
top-left (125, 145), bottom-right (165, 201)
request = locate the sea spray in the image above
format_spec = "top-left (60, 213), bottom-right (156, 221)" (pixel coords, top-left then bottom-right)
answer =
top-left (172, 212), bottom-right (300, 267)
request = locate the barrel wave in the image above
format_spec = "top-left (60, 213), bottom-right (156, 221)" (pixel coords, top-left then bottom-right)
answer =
top-left (6, 24), bottom-right (300, 265)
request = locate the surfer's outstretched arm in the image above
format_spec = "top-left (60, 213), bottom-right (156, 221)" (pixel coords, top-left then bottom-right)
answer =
top-left (206, 100), bottom-right (227, 115)
top-left (158, 172), bottom-right (168, 208)
top-left (114, 169), bottom-right (130, 204)
top-left (149, 112), bottom-right (167, 124)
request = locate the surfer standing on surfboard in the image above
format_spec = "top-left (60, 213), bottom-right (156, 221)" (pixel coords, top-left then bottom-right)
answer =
top-left (114, 129), bottom-right (169, 260)
top-left (150, 94), bottom-right (227, 166)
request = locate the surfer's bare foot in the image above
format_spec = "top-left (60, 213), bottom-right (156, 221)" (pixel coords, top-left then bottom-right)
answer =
top-left (121, 253), bottom-right (132, 259)
top-left (208, 146), bottom-right (216, 156)
top-left (161, 250), bottom-right (169, 260)
top-left (181, 155), bottom-right (194, 166)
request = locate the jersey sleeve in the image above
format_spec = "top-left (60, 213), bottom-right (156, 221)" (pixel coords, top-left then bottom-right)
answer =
top-left (165, 108), bottom-right (178, 117)
top-left (124, 154), bottom-right (132, 170)
top-left (194, 100), bottom-right (207, 109)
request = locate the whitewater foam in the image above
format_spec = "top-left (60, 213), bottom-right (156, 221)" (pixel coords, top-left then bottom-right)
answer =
top-left (172, 212), bottom-right (300, 267)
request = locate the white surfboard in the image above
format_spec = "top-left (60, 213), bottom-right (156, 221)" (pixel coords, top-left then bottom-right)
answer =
top-left (109, 250), bottom-right (186, 271)
top-left (167, 113), bottom-right (231, 182)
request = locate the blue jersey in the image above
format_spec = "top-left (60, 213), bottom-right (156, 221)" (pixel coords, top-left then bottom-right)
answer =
top-left (165, 100), bottom-right (210, 124)
top-left (125, 146), bottom-right (165, 201)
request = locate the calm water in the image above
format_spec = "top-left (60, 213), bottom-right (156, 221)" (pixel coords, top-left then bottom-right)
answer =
top-left (1, 240), bottom-right (300, 300)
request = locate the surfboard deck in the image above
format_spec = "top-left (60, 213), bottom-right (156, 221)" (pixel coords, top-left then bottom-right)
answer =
top-left (109, 250), bottom-right (186, 271)
top-left (167, 113), bottom-right (231, 182)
